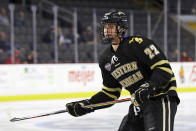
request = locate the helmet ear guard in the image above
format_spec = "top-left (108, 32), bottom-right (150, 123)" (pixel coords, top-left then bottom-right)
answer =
top-left (117, 28), bottom-right (126, 38)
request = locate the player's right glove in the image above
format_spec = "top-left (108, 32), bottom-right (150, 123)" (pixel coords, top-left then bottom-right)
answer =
top-left (66, 99), bottom-right (94, 117)
top-left (134, 82), bottom-right (155, 107)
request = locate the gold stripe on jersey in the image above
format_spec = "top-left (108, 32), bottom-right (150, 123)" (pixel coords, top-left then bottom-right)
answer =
top-left (101, 90), bottom-right (118, 100)
top-left (102, 86), bottom-right (122, 93)
top-left (150, 60), bottom-right (169, 70)
top-left (153, 86), bottom-right (177, 97)
top-left (157, 67), bottom-right (173, 75)
top-left (170, 77), bottom-right (176, 81)
top-left (160, 77), bottom-right (176, 89)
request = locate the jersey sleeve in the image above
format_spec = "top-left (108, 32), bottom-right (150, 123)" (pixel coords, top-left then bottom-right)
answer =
top-left (89, 57), bottom-right (122, 110)
top-left (128, 37), bottom-right (174, 88)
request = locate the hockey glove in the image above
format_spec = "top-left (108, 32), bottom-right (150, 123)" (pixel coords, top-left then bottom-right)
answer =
top-left (134, 82), bottom-right (155, 107)
top-left (66, 99), bottom-right (94, 117)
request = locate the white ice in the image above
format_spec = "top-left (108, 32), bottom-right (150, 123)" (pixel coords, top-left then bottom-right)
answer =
top-left (0, 92), bottom-right (195, 131)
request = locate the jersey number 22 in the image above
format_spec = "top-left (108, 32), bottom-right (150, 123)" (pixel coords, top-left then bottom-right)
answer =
top-left (144, 44), bottom-right (160, 59)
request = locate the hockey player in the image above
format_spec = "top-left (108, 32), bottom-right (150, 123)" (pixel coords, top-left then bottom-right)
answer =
top-left (66, 11), bottom-right (180, 131)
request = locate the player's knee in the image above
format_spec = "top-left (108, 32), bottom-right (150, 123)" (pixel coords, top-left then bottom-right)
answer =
top-left (118, 115), bottom-right (129, 131)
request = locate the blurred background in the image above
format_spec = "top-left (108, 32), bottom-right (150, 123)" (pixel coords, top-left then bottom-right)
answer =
top-left (0, 0), bottom-right (196, 64)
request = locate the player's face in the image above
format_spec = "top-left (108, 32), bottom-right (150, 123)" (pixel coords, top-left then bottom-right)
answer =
top-left (104, 23), bottom-right (117, 38)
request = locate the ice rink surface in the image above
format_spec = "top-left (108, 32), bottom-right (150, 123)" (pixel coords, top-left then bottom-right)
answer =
top-left (0, 92), bottom-right (196, 131)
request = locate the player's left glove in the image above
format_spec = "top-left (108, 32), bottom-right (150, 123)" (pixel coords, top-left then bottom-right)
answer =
top-left (134, 82), bottom-right (155, 107)
top-left (66, 99), bottom-right (94, 117)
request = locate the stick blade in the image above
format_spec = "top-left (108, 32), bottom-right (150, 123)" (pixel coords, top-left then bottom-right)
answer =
top-left (10, 117), bottom-right (23, 122)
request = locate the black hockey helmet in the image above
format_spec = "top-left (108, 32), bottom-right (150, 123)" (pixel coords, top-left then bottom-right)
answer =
top-left (100, 11), bottom-right (128, 43)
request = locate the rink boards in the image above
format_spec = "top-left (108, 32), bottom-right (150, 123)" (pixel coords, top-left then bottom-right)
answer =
top-left (0, 62), bottom-right (196, 102)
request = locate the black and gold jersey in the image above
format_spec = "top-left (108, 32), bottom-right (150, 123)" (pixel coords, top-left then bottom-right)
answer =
top-left (89, 36), bottom-right (179, 108)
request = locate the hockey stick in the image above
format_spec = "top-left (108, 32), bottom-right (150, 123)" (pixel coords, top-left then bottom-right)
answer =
top-left (10, 110), bottom-right (67, 122)
top-left (10, 97), bottom-right (132, 122)
top-left (84, 97), bottom-right (132, 108)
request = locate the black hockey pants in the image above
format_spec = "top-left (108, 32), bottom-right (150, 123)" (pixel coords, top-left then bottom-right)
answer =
top-left (118, 95), bottom-right (178, 131)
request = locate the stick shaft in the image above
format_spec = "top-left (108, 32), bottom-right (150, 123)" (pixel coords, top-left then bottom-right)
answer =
top-left (84, 98), bottom-right (132, 108)
top-left (10, 110), bottom-right (67, 122)
top-left (10, 97), bottom-right (132, 122)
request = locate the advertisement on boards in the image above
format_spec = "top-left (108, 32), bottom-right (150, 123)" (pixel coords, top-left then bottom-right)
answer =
top-left (0, 62), bottom-right (196, 96)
